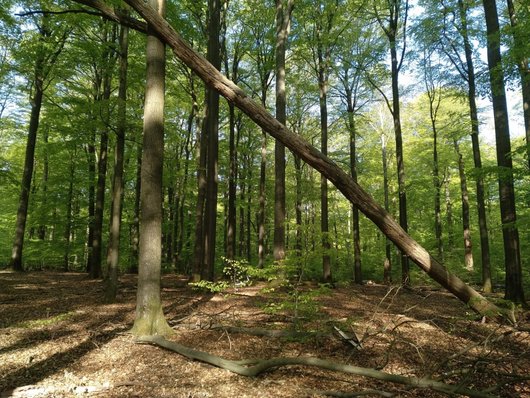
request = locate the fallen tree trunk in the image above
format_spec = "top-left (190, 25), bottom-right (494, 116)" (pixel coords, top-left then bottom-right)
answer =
top-left (138, 335), bottom-right (497, 398)
top-left (76, 0), bottom-right (502, 319)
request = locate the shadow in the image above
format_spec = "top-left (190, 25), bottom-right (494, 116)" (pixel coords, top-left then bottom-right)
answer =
top-left (0, 311), bottom-right (130, 392)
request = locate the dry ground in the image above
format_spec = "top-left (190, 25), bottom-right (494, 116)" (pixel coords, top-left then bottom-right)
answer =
top-left (0, 271), bottom-right (529, 398)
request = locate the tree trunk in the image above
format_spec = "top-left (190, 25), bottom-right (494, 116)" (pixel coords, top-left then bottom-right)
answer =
top-left (457, 0), bottom-right (492, 292)
top-left (10, 48), bottom-right (45, 271)
top-left (273, 0), bottom-right (293, 265)
top-left (454, 139), bottom-right (474, 272)
top-left (131, 0), bottom-right (173, 337)
top-left (202, 0), bottom-right (221, 281)
top-left (123, 0), bottom-right (504, 317)
top-left (347, 111), bottom-right (362, 284)
top-left (129, 140), bottom-right (141, 274)
top-left (381, 133), bottom-right (392, 284)
top-left (482, 0), bottom-right (524, 304)
top-left (63, 152), bottom-right (76, 271)
top-left (506, 0), bottom-right (530, 170)
top-left (105, 21), bottom-right (129, 302)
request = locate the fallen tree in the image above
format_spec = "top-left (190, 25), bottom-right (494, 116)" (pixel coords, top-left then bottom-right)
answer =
top-left (138, 335), bottom-right (497, 398)
top-left (126, 0), bottom-right (506, 319)
top-left (71, 0), bottom-right (504, 319)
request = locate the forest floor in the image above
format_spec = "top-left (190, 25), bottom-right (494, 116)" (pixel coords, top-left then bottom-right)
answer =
top-left (0, 271), bottom-right (529, 398)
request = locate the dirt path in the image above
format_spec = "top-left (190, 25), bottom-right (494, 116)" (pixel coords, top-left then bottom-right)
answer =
top-left (1, 271), bottom-right (529, 397)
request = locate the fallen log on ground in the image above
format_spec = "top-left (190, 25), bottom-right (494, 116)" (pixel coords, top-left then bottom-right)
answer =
top-left (137, 335), bottom-right (497, 398)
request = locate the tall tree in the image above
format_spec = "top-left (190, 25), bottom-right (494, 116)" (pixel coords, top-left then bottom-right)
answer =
top-left (10, 9), bottom-right (66, 271)
top-left (453, 138), bottom-right (473, 271)
top-left (505, 0), bottom-right (530, 168)
top-left (87, 22), bottom-right (117, 279)
top-left (482, 0), bottom-right (524, 303)
top-left (373, 0), bottom-right (410, 284)
top-left (202, 0), bottom-right (222, 281)
top-left (273, 0), bottom-right (294, 266)
top-left (131, 0), bottom-right (173, 336)
top-left (105, 20), bottom-right (129, 302)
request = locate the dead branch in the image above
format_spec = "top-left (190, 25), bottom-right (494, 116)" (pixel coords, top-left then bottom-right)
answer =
top-left (137, 335), bottom-right (497, 398)
top-left (316, 389), bottom-right (395, 397)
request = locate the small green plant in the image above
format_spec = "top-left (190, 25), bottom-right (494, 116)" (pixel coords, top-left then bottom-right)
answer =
top-left (189, 280), bottom-right (230, 293)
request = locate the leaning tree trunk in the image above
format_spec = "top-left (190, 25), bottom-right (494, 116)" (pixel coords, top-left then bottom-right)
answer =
top-left (482, 0), bottom-right (524, 304)
top-left (131, 0), bottom-right (173, 337)
top-left (123, 0), bottom-right (503, 317)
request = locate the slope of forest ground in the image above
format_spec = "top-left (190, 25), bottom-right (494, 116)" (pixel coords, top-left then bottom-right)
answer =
top-left (1, 271), bottom-right (529, 398)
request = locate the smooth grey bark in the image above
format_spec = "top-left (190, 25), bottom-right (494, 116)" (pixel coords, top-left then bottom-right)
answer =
top-left (446, 0), bottom-right (492, 291)
top-left (454, 139), bottom-right (474, 272)
top-left (123, 0), bottom-right (503, 317)
top-left (482, 0), bottom-right (524, 304)
top-left (10, 14), bottom-right (65, 271)
top-left (374, 0), bottom-right (410, 285)
top-left (273, 0), bottom-right (294, 264)
top-left (202, 0), bottom-right (221, 281)
top-left (505, 0), bottom-right (530, 169)
top-left (131, 0), bottom-right (173, 336)
top-left (105, 21), bottom-right (129, 302)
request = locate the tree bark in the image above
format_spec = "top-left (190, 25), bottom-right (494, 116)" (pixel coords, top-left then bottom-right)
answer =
top-left (456, 0), bottom-right (492, 292)
top-left (482, 0), bottom-right (524, 304)
top-left (10, 15), bottom-right (50, 272)
top-left (123, 0), bottom-right (503, 317)
top-left (505, 0), bottom-right (530, 170)
top-left (131, 0), bottom-right (173, 337)
top-left (202, 0), bottom-right (221, 282)
top-left (273, 0), bottom-right (293, 265)
top-left (105, 21), bottom-right (129, 302)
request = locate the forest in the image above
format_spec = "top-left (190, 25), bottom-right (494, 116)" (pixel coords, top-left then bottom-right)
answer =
top-left (1, 0), bottom-right (529, 397)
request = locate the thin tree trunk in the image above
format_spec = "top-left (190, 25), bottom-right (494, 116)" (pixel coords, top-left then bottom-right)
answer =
top-left (10, 53), bottom-right (45, 271)
top-left (457, 0), bottom-right (492, 292)
top-left (38, 127), bottom-right (49, 240)
top-left (454, 139), bottom-right (474, 271)
top-left (63, 152), bottom-right (76, 271)
top-left (482, 0), bottom-right (524, 304)
top-left (381, 133), bottom-right (392, 284)
top-left (131, 0), bottom-right (173, 336)
top-left (348, 111), bottom-right (362, 284)
top-left (105, 21), bottom-right (129, 302)
top-left (129, 140), bottom-right (141, 274)
top-left (506, 0), bottom-right (530, 169)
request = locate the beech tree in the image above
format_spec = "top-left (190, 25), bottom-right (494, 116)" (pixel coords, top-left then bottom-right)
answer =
top-left (131, 0), bottom-right (173, 336)
top-left (9, 7), bottom-right (67, 271)
top-left (482, 0), bottom-right (524, 304)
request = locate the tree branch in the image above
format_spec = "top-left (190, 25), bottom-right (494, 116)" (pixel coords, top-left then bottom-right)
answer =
top-left (138, 335), bottom-right (498, 398)
top-left (70, 0), bottom-right (146, 33)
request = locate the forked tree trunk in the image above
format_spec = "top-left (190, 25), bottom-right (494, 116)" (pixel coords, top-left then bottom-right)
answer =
top-left (131, 0), bottom-right (173, 337)
top-left (124, 0), bottom-right (503, 317)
